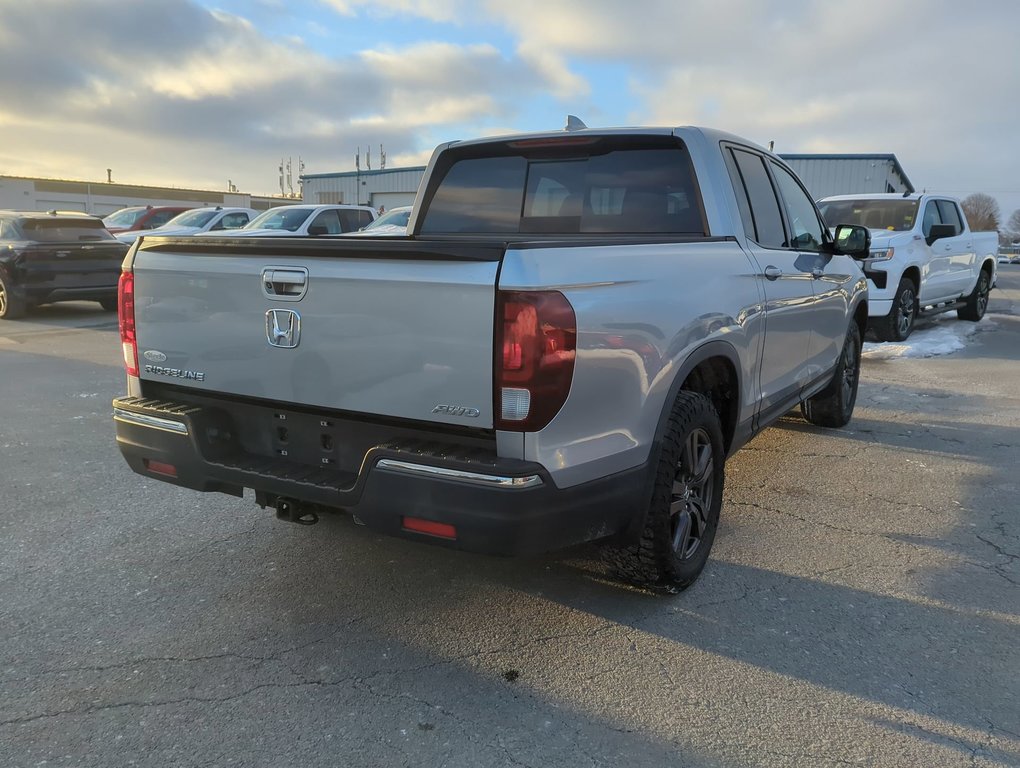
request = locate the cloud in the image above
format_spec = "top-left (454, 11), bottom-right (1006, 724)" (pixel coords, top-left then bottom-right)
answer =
top-left (2, 0), bottom-right (1019, 215)
top-left (0, 0), bottom-right (576, 193)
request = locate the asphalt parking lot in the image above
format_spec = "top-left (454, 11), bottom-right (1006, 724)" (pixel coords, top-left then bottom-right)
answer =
top-left (2, 270), bottom-right (1019, 768)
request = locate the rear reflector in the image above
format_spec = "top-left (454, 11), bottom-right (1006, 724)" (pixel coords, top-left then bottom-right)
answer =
top-left (402, 516), bottom-right (457, 540)
top-left (144, 459), bottom-right (178, 478)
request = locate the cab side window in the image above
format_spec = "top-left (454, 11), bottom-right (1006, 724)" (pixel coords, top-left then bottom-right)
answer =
top-left (770, 162), bottom-right (824, 252)
top-left (147, 211), bottom-right (178, 228)
top-left (310, 210), bottom-right (342, 234)
top-left (729, 148), bottom-right (786, 249)
top-left (921, 201), bottom-right (942, 238)
top-left (935, 200), bottom-right (963, 235)
top-left (0, 219), bottom-right (12, 240)
top-left (220, 212), bottom-right (249, 229)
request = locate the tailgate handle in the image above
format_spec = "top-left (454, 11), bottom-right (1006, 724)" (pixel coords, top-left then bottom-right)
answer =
top-left (262, 267), bottom-right (308, 301)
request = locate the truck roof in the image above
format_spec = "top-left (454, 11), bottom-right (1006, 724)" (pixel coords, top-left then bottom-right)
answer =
top-left (819, 193), bottom-right (951, 203)
top-left (444, 125), bottom-right (772, 155)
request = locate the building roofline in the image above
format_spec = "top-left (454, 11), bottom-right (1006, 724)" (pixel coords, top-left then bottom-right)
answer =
top-left (301, 166), bottom-right (428, 180)
top-left (0, 172), bottom-right (292, 201)
top-left (778, 153), bottom-right (914, 193)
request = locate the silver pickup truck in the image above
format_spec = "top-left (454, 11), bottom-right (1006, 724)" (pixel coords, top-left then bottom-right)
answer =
top-left (113, 126), bottom-right (870, 591)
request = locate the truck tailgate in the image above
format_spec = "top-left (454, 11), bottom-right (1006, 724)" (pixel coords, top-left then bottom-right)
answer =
top-left (131, 237), bottom-right (503, 428)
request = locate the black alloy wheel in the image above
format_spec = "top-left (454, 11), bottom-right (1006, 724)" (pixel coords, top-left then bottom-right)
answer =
top-left (895, 284), bottom-right (916, 338)
top-left (670, 428), bottom-right (715, 560)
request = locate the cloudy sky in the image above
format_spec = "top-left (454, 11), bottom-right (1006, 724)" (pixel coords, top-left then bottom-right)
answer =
top-left (2, 0), bottom-right (1019, 219)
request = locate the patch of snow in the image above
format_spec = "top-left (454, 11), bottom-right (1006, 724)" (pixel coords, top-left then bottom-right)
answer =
top-left (863, 317), bottom-right (987, 360)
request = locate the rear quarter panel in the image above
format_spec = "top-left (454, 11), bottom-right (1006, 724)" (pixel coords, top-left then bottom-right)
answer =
top-left (499, 240), bottom-right (764, 488)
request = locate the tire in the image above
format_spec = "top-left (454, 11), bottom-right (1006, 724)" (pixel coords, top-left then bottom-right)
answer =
top-left (98, 297), bottom-right (118, 313)
top-left (801, 321), bottom-right (862, 429)
top-left (602, 392), bottom-right (725, 592)
top-left (872, 277), bottom-right (917, 342)
top-left (0, 272), bottom-right (26, 320)
top-left (957, 269), bottom-right (990, 322)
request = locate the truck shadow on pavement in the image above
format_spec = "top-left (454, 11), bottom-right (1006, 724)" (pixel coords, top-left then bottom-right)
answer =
top-left (11, 300), bottom-right (118, 330)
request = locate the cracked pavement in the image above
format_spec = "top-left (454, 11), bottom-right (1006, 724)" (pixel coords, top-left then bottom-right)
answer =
top-left (2, 269), bottom-right (1019, 767)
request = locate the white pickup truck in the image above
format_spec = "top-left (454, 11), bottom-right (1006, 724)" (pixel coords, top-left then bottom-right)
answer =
top-left (818, 193), bottom-right (997, 341)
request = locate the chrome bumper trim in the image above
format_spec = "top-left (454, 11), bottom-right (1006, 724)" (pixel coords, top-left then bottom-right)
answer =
top-left (114, 408), bottom-right (189, 436)
top-left (376, 459), bottom-right (543, 489)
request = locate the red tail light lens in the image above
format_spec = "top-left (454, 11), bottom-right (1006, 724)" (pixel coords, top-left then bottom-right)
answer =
top-left (495, 290), bottom-right (576, 431)
top-left (118, 271), bottom-right (138, 376)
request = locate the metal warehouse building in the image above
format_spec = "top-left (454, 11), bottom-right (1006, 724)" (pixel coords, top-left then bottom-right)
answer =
top-left (0, 174), bottom-right (294, 216)
top-left (779, 154), bottom-right (914, 200)
top-left (300, 167), bottom-right (426, 211)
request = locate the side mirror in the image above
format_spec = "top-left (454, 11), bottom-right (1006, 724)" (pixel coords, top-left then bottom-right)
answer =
top-left (307, 225), bottom-right (328, 236)
top-left (927, 223), bottom-right (956, 246)
top-left (832, 224), bottom-right (871, 259)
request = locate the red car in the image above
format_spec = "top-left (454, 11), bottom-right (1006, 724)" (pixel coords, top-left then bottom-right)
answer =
top-left (102, 205), bottom-right (192, 234)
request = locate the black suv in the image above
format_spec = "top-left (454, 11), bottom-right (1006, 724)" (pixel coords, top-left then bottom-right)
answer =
top-left (0, 211), bottom-right (128, 319)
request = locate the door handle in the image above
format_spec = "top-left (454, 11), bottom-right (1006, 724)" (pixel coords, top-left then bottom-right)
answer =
top-left (763, 265), bottom-right (782, 280)
top-left (261, 267), bottom-right (309, 301)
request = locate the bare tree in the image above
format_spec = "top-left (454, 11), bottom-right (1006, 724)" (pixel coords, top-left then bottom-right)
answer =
top-left (1006, 209), bottom-right (1020, 243)
top-left (961, 193), bottom-right (1001, 232)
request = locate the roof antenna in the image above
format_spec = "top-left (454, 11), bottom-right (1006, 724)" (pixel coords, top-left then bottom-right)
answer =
top-left (564, 115), bottom-right (588, 132)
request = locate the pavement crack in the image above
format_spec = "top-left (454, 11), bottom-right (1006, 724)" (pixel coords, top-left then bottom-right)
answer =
top-left (0, 679), bottom-right (341, 727)
top-left (975, 534), bottom-right (1020, 563)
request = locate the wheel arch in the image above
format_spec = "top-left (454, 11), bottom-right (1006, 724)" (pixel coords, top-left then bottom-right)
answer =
top-left (617, 340), bottom-right (741, 546)
top-left (901, 265), bottom-right (921, 291)
top-left (659, 341), bottom-right (743, 457)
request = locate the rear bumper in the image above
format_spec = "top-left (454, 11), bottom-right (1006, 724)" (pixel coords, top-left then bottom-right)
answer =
top-left (113, 396), bottom-right (647, 556)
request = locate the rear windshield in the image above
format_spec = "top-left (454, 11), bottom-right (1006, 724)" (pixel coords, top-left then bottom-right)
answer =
top-left (419, 137), bottom-right (706, 236)
top-left (21, 219), bottom-right (115, 242)
top-left (818, 199), bottom-right (919, 231)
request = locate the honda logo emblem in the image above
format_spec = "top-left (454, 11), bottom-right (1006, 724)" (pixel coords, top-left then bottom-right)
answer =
top-left (266, 309), bottom-right (301, 348)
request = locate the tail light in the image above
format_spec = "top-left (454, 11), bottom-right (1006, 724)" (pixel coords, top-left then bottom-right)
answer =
top-left (495, 290), bottom-right (576, 431)
top-left (118, 270), bottom-right (138, 376)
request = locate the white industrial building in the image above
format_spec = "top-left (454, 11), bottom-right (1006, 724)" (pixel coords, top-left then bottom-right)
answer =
top-left (300, 167), bottom-right (426, 210)
top-left (779, 154), bottom-right (914, 200)
top-left (0, 174), bottom-right (295, 216)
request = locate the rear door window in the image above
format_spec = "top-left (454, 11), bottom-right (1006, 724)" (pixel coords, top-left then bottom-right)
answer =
top-left (419, 138), bottom-right (706, 235)
top-left (729, 149), bottom-right (786, 249)
top-left (337, 209), bottom-right (374, 231)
